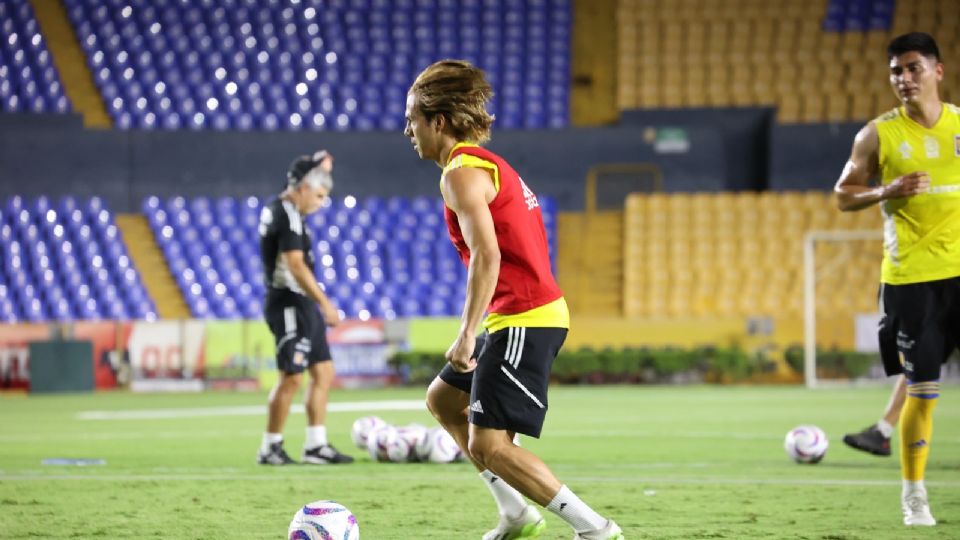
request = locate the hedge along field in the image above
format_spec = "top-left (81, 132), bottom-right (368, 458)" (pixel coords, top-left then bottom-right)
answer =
top-left (1, 385), bottom-right (958, 539)
top-left (390, 346), bottom-right (879, 385)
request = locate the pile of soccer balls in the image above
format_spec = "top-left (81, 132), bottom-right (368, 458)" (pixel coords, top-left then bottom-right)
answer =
top-left (351, 415), bottom-right (466, 463)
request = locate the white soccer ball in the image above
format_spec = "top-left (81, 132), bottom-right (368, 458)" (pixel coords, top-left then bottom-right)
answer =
top-left (395, 423), bottom-right (429, 461)
top-left (351, 415), bottom-right (387, 449)
top-left (288, 500), bottom-right (359, 540)
top-left (784, 425), bottom-right (829, 464)
top-left (387, 423), bottom-right (426, 463)
top-left (385, 432), bottom-right (413, 463)
top-left (427, 427), bottom-right (465, 463)
top-left (413, 426), bottom-right (434, 462)
top-left (366, 425), bottom-right (397, 462)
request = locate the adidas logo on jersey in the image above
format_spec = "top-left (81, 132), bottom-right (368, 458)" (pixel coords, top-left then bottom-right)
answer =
top-left (470, 400), bottom-right (484, 414)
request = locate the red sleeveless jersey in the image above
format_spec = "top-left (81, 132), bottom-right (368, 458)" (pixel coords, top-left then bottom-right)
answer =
top-left (443, 144), bottom-right (563, 314)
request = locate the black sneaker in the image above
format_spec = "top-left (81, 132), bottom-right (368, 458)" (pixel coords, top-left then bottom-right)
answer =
top-left (302, 444), bottom-right (354, 464)
top-left (257, 441), bottom-right (297, 465)
top-left (842, 424), bottom-right (891, 456)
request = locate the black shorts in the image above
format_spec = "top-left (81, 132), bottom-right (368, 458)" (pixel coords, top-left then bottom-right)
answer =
top-left (438, 327), bottom-right (567, 438)
top-left (263, 288), bottom-right (332, 374)
top-left (878, 277), bottom-right (960, 382)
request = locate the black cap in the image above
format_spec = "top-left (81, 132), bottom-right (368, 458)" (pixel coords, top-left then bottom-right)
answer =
top-left (287, 152), bottom-right (326, 185)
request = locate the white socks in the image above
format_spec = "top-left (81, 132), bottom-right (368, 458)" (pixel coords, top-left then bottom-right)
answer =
top-left (877, 419), bottom-right (895, 438)
top-left (263, 427), bottom-right (328, 452)
top-left (903, 479), bottom-right (926, 497)
top-left (306, 425), bottom-right (328, 448)
top-left (261, 432), bottom-right (283, 453)
top-left (546, 485), bottom-right (607, 533)
top-left (480, 470), bottom-right (528, 519)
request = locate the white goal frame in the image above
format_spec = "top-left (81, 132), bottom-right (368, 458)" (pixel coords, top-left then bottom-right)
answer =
top-left (803, 229), bottom-right (884, 388)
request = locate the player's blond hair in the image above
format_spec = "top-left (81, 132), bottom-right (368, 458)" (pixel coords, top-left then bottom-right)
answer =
top-left (408, 59), bottom-right (495, 144)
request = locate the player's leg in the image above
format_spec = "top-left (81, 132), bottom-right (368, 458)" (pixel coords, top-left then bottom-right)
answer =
top-left (895, 281), bottom-right (946, 526)
top-left (844, 285), bottom-right (905, 456)
top-left (301, 304), bottom-right (352, 464)
top-left (843, 375), bottom-right (906, 456)
top-left (258, 294), bottom-right (304, 465)
top-left (259, 371), bottom-right (302, 464)
top-left (425, 375), bottom-right (475, 467)
top-left (468, 327), bottom-right (621, 539)
top-left (427, 340), bottom-right (541, 540)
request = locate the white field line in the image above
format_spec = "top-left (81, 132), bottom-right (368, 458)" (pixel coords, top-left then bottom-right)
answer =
top-left (2, 471), bottom-right (960, 489)
top-left (75, 400), bottom-right (427, 420)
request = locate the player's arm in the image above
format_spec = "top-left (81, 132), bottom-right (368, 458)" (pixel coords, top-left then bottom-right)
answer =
top-left (282, 250), bottom-right (341, 327)
top-left (442, 167), bottom-right (500, 372)
top-left (834, 123), bottom-right (929, 211)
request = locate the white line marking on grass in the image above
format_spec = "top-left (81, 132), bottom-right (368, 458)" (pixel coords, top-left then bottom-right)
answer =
top-left (3, 471), bottom-right (960, 489)
top-left (76, 400), bottom-right (426, 420)
top-left (548, 430), bottom-right (782, 440)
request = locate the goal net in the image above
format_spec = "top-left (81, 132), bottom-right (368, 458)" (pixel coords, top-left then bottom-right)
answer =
top-left (803, 230), bottom-right (886, 388)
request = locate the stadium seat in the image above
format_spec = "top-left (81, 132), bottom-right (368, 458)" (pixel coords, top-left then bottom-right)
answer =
top-left (0, 196), bottom-right (155, 322)
top-left (142, 194), bottom-right (556, 319)
top-left (63, 0), bottom-right (570, 130)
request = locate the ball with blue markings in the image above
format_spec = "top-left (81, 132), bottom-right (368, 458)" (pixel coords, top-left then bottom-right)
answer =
top-left (288, 500), bottom-right (359, 540)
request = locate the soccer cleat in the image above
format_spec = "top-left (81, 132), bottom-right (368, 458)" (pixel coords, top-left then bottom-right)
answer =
top-left (302, 444), bottom-right (355, 464)
top-left (842, 424), bottom-right (891, 457)
top-left (573, 520), bottom-right (623, 540)
top-left (482, 505), bottom-right (546, 540)
top-left (257, 441), bottom-right (297, 465)
top-left (902, 491), bottom-right (936, 526)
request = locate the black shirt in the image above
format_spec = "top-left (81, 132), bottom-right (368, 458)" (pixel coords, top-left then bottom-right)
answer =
top-left (258, 197), bottom-right (315, 296)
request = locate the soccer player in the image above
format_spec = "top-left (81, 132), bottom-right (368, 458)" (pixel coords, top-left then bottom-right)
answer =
top-left (834, 32), bottom-right (959, 526)
top-left (842, 375), bottom-right (906, 457)
top-left (256, 151), bottom-right (353, 465)
top-left (405, 60), bottom-right (623, 540)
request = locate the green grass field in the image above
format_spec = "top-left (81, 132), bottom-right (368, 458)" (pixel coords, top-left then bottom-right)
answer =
top-left (1, 384), bottom-right (958, 539)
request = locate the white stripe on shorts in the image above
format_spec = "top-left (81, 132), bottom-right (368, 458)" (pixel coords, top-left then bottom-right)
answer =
top-left (500, 365), bottom-right (544, 409)
top-left (283, 307), bottom-right (297, 334)
top-left (505, 327), bottom-right (515, 364)
top-left (512, 327), bottom-right (526, 368)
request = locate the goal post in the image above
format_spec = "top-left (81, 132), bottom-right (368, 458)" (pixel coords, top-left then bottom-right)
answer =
top-left (803, 229), bottom-right (883, 388)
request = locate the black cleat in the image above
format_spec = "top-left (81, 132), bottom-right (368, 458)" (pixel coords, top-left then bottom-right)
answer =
top-left (842, 424), bottom-right (891, 457)
top-left (257, 441), bottom-right (297, 465)
top-left (302, 444), bottom-right (355, 464)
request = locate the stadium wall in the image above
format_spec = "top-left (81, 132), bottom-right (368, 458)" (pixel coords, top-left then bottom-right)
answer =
top-left (619, 107), bottom-right (776, 191)
top-left (768, 122), bottom-right (863, 190)
top-left (1, 113), bottom-right (728, 212)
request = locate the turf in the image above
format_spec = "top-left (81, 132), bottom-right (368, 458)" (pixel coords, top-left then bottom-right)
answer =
top-left (1, 385), bottom-right (958, 539)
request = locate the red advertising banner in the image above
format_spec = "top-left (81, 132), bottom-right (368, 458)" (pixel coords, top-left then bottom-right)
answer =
top-left (0, 324), bottom-right (51, 390)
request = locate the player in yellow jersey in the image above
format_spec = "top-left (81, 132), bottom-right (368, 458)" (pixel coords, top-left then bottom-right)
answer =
top-left (834, 32), bottom-right (960, 527)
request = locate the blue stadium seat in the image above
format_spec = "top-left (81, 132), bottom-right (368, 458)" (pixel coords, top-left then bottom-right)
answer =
top-left (62, 0), bottom-right (569, 130)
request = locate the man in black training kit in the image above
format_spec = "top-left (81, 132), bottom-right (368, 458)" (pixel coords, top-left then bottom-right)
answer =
top-left (256, 150), bottom-right (353, 465)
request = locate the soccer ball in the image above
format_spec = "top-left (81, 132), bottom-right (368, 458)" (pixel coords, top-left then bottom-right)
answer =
top-left (784, 425), bottom-right (829, 464)
top-left (413, 426), bottom-right (434, 462)
top-left (288, 500), bottom-right (359, 540)
top-left (351, 415), bottom-right (387, 449)
top-left (396, 423), bottom-right (429, 462)
top-left (426, 426), bottom-right (465, 463)
top-left (365, 425), bottom-right (396, 462)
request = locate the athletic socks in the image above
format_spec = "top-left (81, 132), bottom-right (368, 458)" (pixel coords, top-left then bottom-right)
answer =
top-left (480, 470), bottom-right (528, 520)
top-left (306, 425), bottom-right (328, 448)
top-left (876, 418), bottom-right (895, 438)
top-left (545, 485), bottom-right (607, 533)
top-left (261, 432), bottom-right (283, 453)
top-left (900, 381), bottom-right (939, 482)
